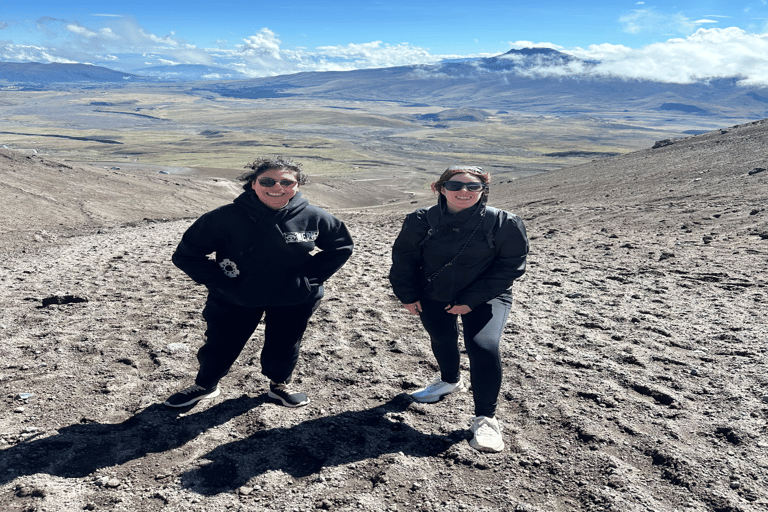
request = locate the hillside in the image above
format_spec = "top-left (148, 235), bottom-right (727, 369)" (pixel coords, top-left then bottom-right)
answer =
top-left (0, 62), bottom-right (140, 84)
top-left (0, 121), bottom-right (767, 512)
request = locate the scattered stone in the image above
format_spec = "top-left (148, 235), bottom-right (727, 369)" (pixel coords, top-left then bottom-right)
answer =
top-left (97, 476), bottom-right (121, 488)
top-left (16, 393), bottom-right (34, 400)
top-left (40, 294), bottom-right (88, 307)
top-left (238, 486), bottom-right (253, 495)
top-left (653, 139), bottom-right (673, 149)
top-left (166, 343), bottom-right (190, 354)
top-left (748, 167), bottom-right (765, 175)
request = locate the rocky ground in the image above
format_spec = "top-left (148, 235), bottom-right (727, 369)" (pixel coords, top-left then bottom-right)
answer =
top-left (0, 120), bottom-right (767, 512)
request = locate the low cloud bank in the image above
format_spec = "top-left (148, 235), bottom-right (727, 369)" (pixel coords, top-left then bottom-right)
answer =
top-left (1, 17), bottom-right (767, 85)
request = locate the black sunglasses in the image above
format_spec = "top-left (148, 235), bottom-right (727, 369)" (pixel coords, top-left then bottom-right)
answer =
top-left (257, 177), bottom-right (298, 188)
top-left (443, 181), bottom-right (487, 192)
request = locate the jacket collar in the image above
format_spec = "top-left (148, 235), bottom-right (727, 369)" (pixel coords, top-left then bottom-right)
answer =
top-left (233, 189), bottom-right (309, 223)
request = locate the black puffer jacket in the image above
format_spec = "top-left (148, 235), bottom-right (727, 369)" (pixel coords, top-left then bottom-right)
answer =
top-left (389, 197), bottom-right (528, 309)
top-left (173, 190), bottom-right (353, 308)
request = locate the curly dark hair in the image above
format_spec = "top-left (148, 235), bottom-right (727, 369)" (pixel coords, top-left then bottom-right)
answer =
top-left (238, 156), bottom-right (308, 191)
top-left (432, 165), bottom-right (490, 203)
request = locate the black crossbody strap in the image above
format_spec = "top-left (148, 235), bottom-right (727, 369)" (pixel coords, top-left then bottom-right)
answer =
top-left (425, 209), bottom-right (486, 283)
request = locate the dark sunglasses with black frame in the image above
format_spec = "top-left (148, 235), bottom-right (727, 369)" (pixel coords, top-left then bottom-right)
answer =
top-left (442, 181), bottom-right (488, 192)
top-left (257, 177), bottom-right (298, 188)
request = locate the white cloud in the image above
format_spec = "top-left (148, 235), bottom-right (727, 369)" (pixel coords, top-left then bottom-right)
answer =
top-left (3, 16), bottom-right (768, 86)
top-left (226, 29), bottom-right (447, 77)
top-left (578, 27), bottom-right (768, 85)
top-left (508, 41), bottom-right (563, 51)
top-left (66, 24), bottom-right (98, 38)
top-left (619, 9), bottom-right (696, 35)
top-left (496, 28), bottom-right (768, 85)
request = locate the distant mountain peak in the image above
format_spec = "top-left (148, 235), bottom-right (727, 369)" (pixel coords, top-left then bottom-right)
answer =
top-left (502, 47), bottom-right (565, 57)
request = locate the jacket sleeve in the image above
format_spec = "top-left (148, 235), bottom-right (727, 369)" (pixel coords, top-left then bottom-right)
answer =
top-left (171, 211), bottom-right (232, 289)
top-left (457, 213), bottom-right (529, 309)
top-left (389, 211), bottom-right (428, 304)
top-left (305, 215), bottom-right (354, 285)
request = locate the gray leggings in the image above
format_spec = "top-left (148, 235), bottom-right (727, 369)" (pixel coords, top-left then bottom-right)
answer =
top-left (418, 296), bottom-right (512, 417)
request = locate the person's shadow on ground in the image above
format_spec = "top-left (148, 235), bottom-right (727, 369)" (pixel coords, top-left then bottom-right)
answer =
top-left (0, 393), bottom-right (465, 493)
top-left (0, 394), bottom-right (266, 485)
top-left (180, 393), bottom-right (465, 494)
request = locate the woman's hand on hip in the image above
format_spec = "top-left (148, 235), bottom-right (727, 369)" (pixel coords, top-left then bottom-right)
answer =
top-left (404, 301), bottom-right (422, 315)
top-left (445, 304), bottom-right (472, 315)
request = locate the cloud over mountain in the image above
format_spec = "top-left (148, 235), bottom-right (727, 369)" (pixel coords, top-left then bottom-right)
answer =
top-left (2, 14), bottom-right (768, 85)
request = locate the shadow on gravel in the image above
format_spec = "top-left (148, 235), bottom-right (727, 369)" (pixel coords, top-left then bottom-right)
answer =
top-left (181, 393), bottom-right (466, 495)
top-left (0, 394), bottom-right (267, 484)
top-left (1, 394), bottom-right (462, 492)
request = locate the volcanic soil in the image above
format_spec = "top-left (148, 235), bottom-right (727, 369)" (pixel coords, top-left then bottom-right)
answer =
top-left (1, 120), bottom-right (767, 512)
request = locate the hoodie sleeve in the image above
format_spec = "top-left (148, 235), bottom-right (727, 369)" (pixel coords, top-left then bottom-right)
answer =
top-left (171, 210), bottom-right (232, 289)
top-left (389, 210), bottom-right (429, 304)
top-left (304, 214), bottom-right (354, 286)
top-left (456, 212), bottom-right (529, 309)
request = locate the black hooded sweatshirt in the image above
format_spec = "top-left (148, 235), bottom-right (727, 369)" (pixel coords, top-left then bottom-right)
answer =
top-left (172, 189), bottom-right (353, 308)
top-left (389, 196), bottom-right (528, 309)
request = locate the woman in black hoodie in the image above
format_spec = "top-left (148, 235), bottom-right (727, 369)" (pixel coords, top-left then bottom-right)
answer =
top-left (165, 157), bottom-right (353, 409)
top-left (389, 165), bottom-right (528, 452)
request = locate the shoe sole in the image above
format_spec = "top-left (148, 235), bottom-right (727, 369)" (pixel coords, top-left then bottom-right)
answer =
top-left (163, 387), bottom-right (221, 408)
top-left (410, 380), bottom-right (465, 403)
top-left (410, 392), bottom-right (447, 403)
top-left (268, 390), bottom-right (310, 408)
top-left (469, 438), bottom-right (505, 453)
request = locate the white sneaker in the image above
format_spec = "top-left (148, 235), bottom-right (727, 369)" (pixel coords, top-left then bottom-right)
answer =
top-left (469, 416), bottom-right (504, 452)
top-left (411, 375), bottom-right (465, 403)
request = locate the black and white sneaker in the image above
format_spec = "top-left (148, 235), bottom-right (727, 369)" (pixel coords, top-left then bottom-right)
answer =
top-left (268, 381), bottom-right (310, 408)
top-left (164, 384), bottom-right (220, 408)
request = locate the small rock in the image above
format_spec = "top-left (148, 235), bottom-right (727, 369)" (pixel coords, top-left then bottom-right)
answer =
top-left (238, 486), bottom-right (253, 495)
top-left (13, 407), bottom-right (24, 413)
top-left (16, 393), bottom-right (34, 400)
top-left (166, 343), bottom-right (190, 354)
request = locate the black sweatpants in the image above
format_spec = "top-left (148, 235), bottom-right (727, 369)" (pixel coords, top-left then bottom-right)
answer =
top-left (418, 295), bottom-right (512, 418)
top-left (194, 295), bottom-right (320, 389)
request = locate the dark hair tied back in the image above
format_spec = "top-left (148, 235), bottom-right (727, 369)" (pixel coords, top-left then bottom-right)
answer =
top-left (434, 165), bottom-right (490, 203)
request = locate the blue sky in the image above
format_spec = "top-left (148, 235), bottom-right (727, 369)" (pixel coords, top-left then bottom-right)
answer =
top-left (2, 1), bottom-right (768, 83)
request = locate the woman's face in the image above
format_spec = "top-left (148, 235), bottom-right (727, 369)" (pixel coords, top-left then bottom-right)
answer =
top-left (439, 173), bottom-right (484, 213)
top-left (251, 168), bottom-right (300, 210)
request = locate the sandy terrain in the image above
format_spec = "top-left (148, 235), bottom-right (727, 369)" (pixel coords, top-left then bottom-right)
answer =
top-left (0, 119), bottom-right (767, 512)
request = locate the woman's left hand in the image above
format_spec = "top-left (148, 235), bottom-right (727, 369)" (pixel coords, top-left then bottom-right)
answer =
top-left (445, 304), bottom-right (472, 315)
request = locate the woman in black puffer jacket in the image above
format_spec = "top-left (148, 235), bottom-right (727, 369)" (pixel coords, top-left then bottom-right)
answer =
top-left (165, 157), bottom-right (353, 410)
top-left (389, 165), bottom-right (528, 453)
